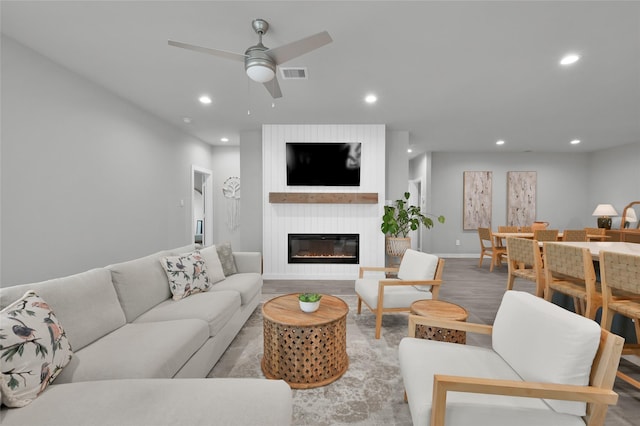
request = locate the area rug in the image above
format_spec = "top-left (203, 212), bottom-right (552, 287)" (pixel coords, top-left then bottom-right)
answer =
top-left (209, 295), bottom-right (489, 426)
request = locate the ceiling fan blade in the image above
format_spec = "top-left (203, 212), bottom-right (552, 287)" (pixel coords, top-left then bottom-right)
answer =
top-left (168, 40), bottom-right (246, 62)
top-left (266, 31), bottom-right (332, 65)
top-left (263, 76), bottom-right (282, 99)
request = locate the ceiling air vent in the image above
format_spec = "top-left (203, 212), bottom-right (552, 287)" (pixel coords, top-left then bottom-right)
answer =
top-left (280, 67), bottom-right (308, 80)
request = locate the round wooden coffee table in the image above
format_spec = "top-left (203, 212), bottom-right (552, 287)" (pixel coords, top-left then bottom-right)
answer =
top-left (261, 294), bottom-right (349, 389)
top-left (410, 300), bottom-right (468, 344)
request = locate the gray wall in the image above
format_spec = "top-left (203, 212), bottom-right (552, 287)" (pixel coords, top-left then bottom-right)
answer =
top-left (210, 145), bottom-right (241, 247)
top-left (239, 130), bottom-right (262, 252)
top-left (385, 130), bottom-right (409, 202)
top-left (428, 151), bottom-right (592, 255)
top-left (1, 36), bottom-right (213, 286)
top-left (588, 142), bottom-right (640, 229)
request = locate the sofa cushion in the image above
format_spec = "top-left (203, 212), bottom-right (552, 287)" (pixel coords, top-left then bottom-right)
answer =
top-left (54, 319), bottom-right (209, 383)
top-left (199, 245), bottom-right (226, 284)
top-left (399, 337), bottom-right (556, 426)
top-left (492, 291), bottom-right (601, 416)
top-left (216, 242), bottom-right (238, 276)
top-left (1, 291), bottom-right (74, 407)
top-left (108, 250), bottom-right (173, 322)
top-left (397, 249), bottom-right (438, 291)
top-left (0, 268), bottom-right (125, 351)
top-left (133, 291), bottom-right (241, 337)
top-left (209, 273), bottom-right (262, 305)
top-left (0, 379), bottom-right (293, 426)
top-left (160, 251), bottom-right (211, 300)
top-left (355, 278), bottom-right (432, 309)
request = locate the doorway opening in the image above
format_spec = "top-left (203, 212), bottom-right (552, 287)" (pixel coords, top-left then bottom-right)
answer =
top-left (192, 166), bottom-right (213, 246)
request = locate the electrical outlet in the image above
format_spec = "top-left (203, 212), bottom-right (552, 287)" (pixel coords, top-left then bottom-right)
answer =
top-left (455, 239), bottom-right (461, 246)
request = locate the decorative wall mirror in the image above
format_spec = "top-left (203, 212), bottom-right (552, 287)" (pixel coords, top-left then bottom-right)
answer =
top-left (620, 201), bottom-right (640, 229)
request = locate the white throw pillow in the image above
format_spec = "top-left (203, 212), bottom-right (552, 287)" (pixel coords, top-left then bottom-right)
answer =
top-left (160, 251), bottom-right (211, 301)
top-left (216, 242), bottom-right (238, 276)
top-left (492, 291), bottom-right (601, 416)
top-left (0, 291), bottom-right (74, 407)
top-left (397, 249), bottom-right (439, 291)
top-left (198, 245), bottom-right (226, 284)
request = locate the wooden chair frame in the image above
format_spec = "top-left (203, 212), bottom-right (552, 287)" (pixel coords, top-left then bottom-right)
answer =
top-left (506, 237), bottom-right (545, 297)
top-left (599, 250), bottom-right (640, 389)
top-left (406, 314), bottom-right (624, 426)
top-left (477, 228), bottom-right (506, 272)
top-left (543, 243), bottom-right (601, 319)
top-left (357, 258), bottom-right (445, 339)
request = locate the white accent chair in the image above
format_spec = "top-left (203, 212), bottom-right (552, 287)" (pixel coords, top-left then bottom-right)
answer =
top-left (355, 249), bottom-right (444, 339)
top-left (399, 291), bottom-right (623, 426)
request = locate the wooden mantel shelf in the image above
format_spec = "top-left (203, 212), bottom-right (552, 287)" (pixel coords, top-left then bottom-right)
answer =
top-left (269, 192), bottom-right (378, 204)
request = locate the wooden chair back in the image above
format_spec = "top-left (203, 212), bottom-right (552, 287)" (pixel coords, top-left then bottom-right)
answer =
top-left (498, 226), bottom-right (518, 233)
top-left (599, 250), bottom-right (640, 389)
top-left (477, 228), bottom-right (506, 272)
top-left (585, 227), bottom-right (606, 236)
top-left (543, 242), bottom-right (600, 319)
top-left (563, 229), bottom-right (588, 242)
top-left (534, 229), bottom-right (559, 241)
top-left (478, 227), bottom-right (492, 245)
top-left (519, 226), bottom-right (533, 233)
top-left (506, 237), bottom-right (545, 297)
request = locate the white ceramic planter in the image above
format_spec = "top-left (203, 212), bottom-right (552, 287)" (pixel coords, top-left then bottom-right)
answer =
top-left (299, 300), bottom-right (320, 313)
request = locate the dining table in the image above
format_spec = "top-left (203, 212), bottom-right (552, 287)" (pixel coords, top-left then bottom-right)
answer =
top-left (539, 241), bottom-right (640, 257)
top-left (493, 231), bottom-right (611, 245)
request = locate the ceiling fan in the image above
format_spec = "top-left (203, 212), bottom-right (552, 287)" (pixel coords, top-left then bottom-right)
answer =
top-left (168, 19), bottom-right (332, 99)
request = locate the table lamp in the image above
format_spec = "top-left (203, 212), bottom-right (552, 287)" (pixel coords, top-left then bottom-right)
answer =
top-left (624, 208), bottom-right (638, 228)
top-left (592, 204), bottom-right (618, 229)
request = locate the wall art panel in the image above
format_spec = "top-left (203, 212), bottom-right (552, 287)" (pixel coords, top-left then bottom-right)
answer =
top-left (507, 171), bottom-right (537, 226)
top-left (463, 171), bottom-right (492, 230)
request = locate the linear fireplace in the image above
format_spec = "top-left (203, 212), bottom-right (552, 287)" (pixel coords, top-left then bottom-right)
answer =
top-left (288, 234), bottom-right (359, 264)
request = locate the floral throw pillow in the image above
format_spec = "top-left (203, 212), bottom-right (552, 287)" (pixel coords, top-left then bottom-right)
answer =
top-left (0, 291), bottom-right (74, 407)
top-left (161, 251), bottom-right (211, 301)
top-left (216, 242), bottom-right (238, 276)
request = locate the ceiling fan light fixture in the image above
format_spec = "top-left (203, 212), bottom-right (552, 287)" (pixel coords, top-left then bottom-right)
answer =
top-left (246, 64), bottom-right (275, 83)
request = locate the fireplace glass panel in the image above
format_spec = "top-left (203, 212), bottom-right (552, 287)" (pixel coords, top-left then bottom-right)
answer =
top-left (288, 234), bottom-right (359, 264)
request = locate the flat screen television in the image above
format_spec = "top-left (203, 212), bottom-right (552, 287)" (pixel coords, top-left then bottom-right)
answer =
top-left (286, 142), bottom-right (361, 186)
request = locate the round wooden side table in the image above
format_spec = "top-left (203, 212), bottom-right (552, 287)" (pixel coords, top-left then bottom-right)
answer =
top-left (261, 294), bottom-right (349, 389)
top-left (410, 300), bottom-right (468, 344)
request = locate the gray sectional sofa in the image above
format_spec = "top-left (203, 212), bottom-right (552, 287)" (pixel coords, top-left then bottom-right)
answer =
top-left (0, 243), bottom-right (292, 425)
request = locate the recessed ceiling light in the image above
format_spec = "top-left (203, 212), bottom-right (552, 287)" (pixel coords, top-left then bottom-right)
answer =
top-left (199, 95), bottom-right (212, 105)
top-left (496, 140), bottom-right (505, 146)
top-left (364, 94), bottom-right (377, 104)
top-left (221, 137), bottom-right (229, 143)
top-left (560, 53), bottom-right (580, 66)
top-left (570, 139), bottom-right (581, 145)
top-left (183, 117), bottom-right (192, 124)
top-left (407, 148), bottom-right (413, 153)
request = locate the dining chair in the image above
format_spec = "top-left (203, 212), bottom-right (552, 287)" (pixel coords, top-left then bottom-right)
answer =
top-left (498, 226), bottom-right (518, 233)
top-left (562, 229), bottom-right (587, 242)
top-left (585, 227), bottom-right (607, 241)
top-left (599, 250), bottom-right (640, 388)
top-left (506, 237), bottom-right (545, 297)
top-left (519, 226), bottom-right (533, 233)
top-left (477, 227), bottom-right (507, 272)
top-left (533, 229), bottom-right (559, 241)
top-left (543, 242), bottom-right (601, 320)
top-left (355, 249), bottom-right (445, 339)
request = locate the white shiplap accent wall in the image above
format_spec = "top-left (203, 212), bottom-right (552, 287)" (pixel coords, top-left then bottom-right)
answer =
top-left (263, 124), bottom-right (386, 279)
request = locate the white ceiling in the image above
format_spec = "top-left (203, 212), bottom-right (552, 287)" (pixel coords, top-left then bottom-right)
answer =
top-left (2, 1), bottom-right (639, 156)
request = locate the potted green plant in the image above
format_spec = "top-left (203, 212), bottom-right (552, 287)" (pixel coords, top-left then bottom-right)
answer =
top-left (381, 192), bottom-right (445, 256)
top-left (298, 293), bottom-right (322, 313)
